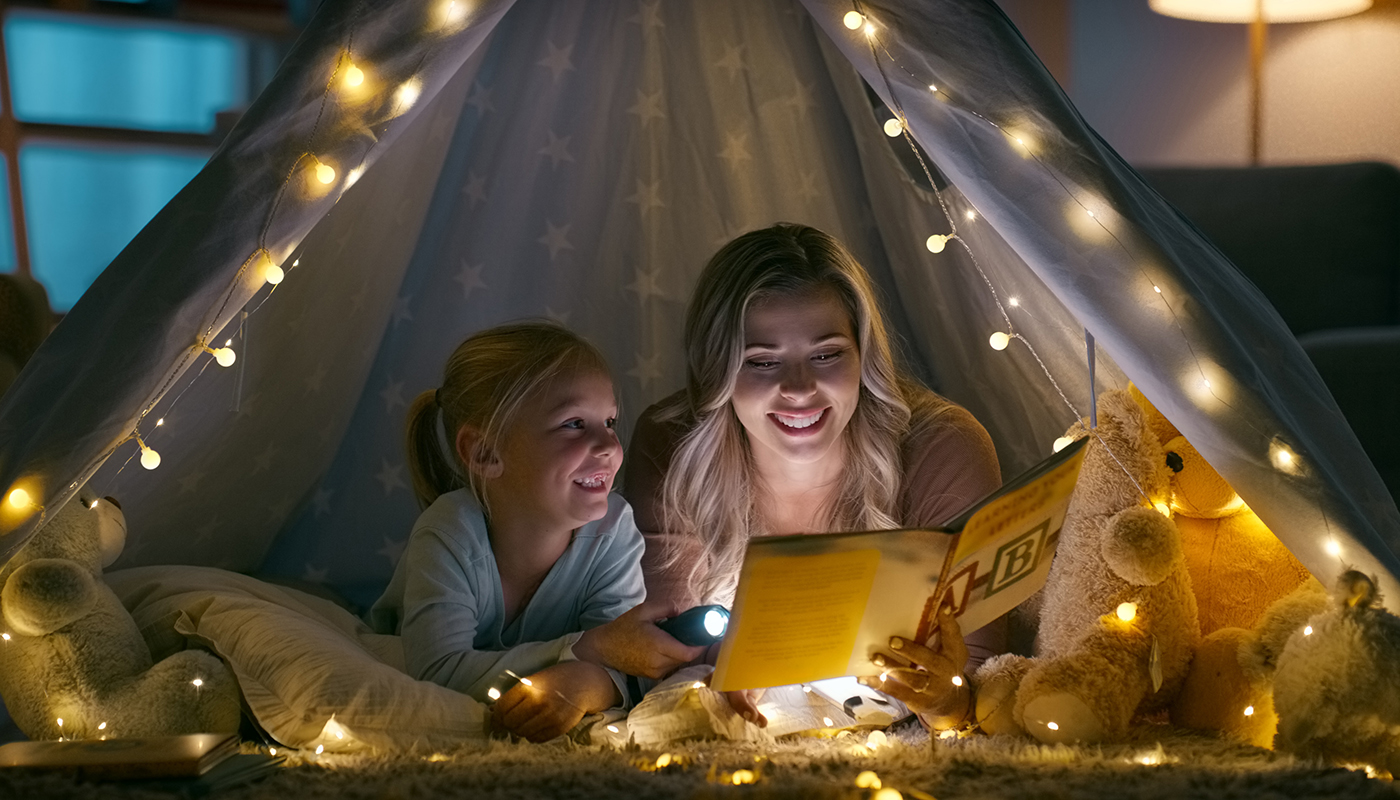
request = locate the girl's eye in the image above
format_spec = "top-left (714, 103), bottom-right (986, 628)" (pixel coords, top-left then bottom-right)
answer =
top-left (563, 419), bottom-right (585, 430)
top-left (606, 417), bottom-right (617, 429)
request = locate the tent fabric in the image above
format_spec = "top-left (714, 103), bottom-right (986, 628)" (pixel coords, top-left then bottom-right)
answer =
top-left (1, 0), bottom-right (1397, 612)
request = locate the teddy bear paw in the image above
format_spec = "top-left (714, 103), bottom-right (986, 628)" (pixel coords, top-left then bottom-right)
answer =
top-left (1020, 691), bottom-right (1108, 744)
top-left (1, 558), bottom-right (99, 636)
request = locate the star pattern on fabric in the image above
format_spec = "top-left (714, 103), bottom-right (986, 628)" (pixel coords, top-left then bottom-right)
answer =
top-left (466, 81), bottom-right (495, 115)
top-left (391, 295), bottom-right (414, 328)
top-left (462, 172), bottom-right (488, 208)
top-left (627, 90), bottom-right (666, 127)
top-left (627, 179), bottom-right (665, 216)
top-left (544, 307), bottom-right (572, 325)
top-left (381, 378), bottom-right (407, 414)
top-left (629, 1), bottom-right (664, 30)
top-left (537, 41), bottom-right (575, 83)
top-left (539, 130), bottom-right (575, 169)
top-left (715, 44), bottom-right (746, 81)
top-left (538, 221), bottom-right (574, 261)
top-left (178, 469), bottom-right (205, 495)
top-left (304, 362), bottom-right (329, 395)
top-left (192, 516), bottom-right (222, 546)
top-left (378, 536), bottom-right (408, 565)
top-left (454, 260), bottom-right (487, 300)
top-left (376, 459), bottom-right (408, 496)
top-left (303, 564), bottom-right (330, 584)
top-left (719, 130), bottom-right (751, 169)
top-left (312, 487), bottom-right (334, 517)
top-left (627, 352), bottom-right (663, 390)
top-left (251, 442), bottom-right (280, 475)
top-left (626, 267), bottom-right (666, 303)
top-left (787, 81), bottom-right (817, 119)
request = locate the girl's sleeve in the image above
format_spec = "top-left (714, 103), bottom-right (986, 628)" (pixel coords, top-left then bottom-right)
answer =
top-left (622, 400), bottom-right (704, 610)
top-left (574, 501), bottom-right (649, 706)
top-left (398, 529), bottom-right (582, 701)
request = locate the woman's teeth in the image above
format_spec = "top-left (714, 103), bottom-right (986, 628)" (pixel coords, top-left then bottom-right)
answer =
top-left (575, 475), bottom-right (607, 488)
top-left (774, 410), bottom-right (824, 429)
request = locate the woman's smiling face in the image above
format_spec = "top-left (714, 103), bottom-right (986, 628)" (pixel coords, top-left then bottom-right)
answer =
top-left (730, 286), bottom-right (861, 470)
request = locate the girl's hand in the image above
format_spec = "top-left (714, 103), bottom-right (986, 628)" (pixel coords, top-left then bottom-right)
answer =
top-left (725, 688), bottom-right (768, 727)
top-left (491, 661), bottom-right (618, 742)
top-left (575, 599), bottom-right (708, 679)
top-left (860, 609), bottom-right (973, 731)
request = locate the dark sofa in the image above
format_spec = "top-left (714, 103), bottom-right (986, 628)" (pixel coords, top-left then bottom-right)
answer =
top-left (1141, 162), bottom-right (1400, 505)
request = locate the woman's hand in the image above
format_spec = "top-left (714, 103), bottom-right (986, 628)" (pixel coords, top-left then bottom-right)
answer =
top-left (860, 609), bottom-right (973, 731)
top-left (491, 661), bottom-right (618, 742)
top-left (574, 599), bottom-right (709, 679)
top-left (725, 688), bottom-right (768, 727)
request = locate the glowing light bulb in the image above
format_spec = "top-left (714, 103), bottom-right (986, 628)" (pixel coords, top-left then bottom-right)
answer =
top-left (883, 118), bottom-right (903, 137)
top-left (1202, 379), bottom-right (1212, 389)
top-left (395, 79), bottom-right (423, 112)
top-left (1, 633), bottom-right (10, 641)
top-left (938, 729), bottom-right (958, 740)
top-left (315, 745), bottom-right (324, 755)
top-left (1277, 451), bottom-right (1292, 466)
top-left (1325, 539), bottom-right (1343, 557)
top-left (989, 332), bottom-right (1011, 351)
top-left (692, 681), bottom-right (705, 689)
top-left (864, 22), bottom-right (875, 36)
top-left (1009, 297), bottom-right (1020, 307)
top-left (965, 210), bottom-right (976, 221)
top-left (264, 261), bottom-right (285, 286)
top-left (344, 64), bottom-right (364, 88)
top-left (191, 678), bottom-right (203, 688)
top-left (156, 418), bottom-right (164, 426)
top-left (928, 84), bottom-right (938, 93)
top-left (519, 677), bottom-right (533, 687)
top-left (487, 687), bottom-right (501, 700)
top-left (866, 730), bottom-right (888, 749)
top-left (879, 671), bottom-right (889, 682)
top-left (855, 770), bottom-right (882, 789)
top-left (7, 488), bottom-right (29, 508)
top-left (802, 684), bottom-right (812, 693)
top-left (822, 716), bottom-right (834, 728)
top-left (1116, 602), bottom-right (1137, 622)
top-left (655, 753), bottom-right (672, 768)
top-left (1047, 721), bottom-right (1059, 731)
top-left (269, 747), bottom-right (277, 756)
top-left (1304, 625), bottom-right (1313, 636)
top-left (1086, 210), bottom-right (1095, 218)
top-left (56, 718), bottom-right (63, 729)
top-left (97, 722), bottom-right (106, 730)
top-left (140, 445), bottom-right (161, 470)
top-left (872, 789), bottom-right (903, 800)
top-left (1153, 501), bottom-right (1171, 517)
top-left (1243, 705), bottom-right (1255, 717)
top-left (213, 348), bottom-right (236, 368)
top-left (843, 10), bottom-right (864, 29)
top-left (951, 675), bottom-right (964, 687)
top-left (606, 724), bottom-right (619, 733)
top-left (315, 161), bottom-right (337, 185)
top-left (926, 234), bottom-right (951, 253)
top-left (1153, 285), bottom-right (1162, 293)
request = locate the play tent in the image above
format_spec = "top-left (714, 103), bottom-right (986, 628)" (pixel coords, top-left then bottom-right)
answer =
top-left (1, 0), bottom-right (1397, 613)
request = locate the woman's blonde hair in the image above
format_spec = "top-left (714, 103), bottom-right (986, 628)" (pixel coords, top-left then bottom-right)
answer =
top-left (405, 321), bottom-right (611, 511)
top-left (658, 223), bottom-right (951, 603)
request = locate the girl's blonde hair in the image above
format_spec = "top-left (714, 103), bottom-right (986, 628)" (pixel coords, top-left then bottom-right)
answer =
top-left (405, 321), bottom-right (611, 510)
top-left (657, 223), bottom-right (953, 603)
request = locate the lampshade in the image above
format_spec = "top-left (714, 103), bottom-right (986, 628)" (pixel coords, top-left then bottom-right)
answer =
top-left (1149, 0), bottom-right (1371, 23)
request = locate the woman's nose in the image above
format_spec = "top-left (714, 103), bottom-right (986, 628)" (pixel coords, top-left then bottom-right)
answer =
top-left (778, 361), bottom-right (816, 399)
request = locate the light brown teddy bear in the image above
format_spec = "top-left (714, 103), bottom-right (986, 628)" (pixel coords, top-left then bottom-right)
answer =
top-left (973, 389), bottom-right (1200, 743)
top-left (1125, 386), bottom-right (1325, 747)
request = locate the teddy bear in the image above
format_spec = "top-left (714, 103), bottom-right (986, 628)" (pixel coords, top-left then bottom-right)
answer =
top-left (1271, 570), bottom-right (1400, 775)
top-left (0, 490), bottom-right (241, 740)
top-left (1122, 386), bottom-right (1325, 747)
top-left (972, 389), bottom-right (1200, 743)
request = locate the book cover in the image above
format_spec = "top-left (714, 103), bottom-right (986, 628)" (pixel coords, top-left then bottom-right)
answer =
top-left (711, 437), bottom-right (1088, 692)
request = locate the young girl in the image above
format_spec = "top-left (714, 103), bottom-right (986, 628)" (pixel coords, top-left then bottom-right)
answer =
top-left (371, 321), bottom-right (703, 742)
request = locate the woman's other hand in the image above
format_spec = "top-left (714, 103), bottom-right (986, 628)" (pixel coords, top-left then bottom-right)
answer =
top-left (574, 598), bottom-right (708, 679)
top-left (861, 609), bottom-right (972, 731)
top-left (491, 661), bottom-right (617, 742)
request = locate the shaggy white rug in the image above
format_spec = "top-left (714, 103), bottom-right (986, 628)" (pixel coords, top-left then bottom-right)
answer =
top-left (4, 724), bottom-right (1398, 799)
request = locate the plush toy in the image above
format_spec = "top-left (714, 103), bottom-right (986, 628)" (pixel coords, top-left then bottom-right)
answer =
top-left (973, 389), bottom-right (1200, 743)
top-left (0, 491), bottom-right (241, 740)
top-left (1123, 386), bottom-right (1324, 746)
top-left (1272, 570), bottom-right (1400, 776)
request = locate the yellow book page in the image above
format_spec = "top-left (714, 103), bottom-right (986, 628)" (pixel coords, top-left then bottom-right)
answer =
top-left (951, 446), bottom-right (1086, 564)
top-left (712, 548), bottom-right (881, 692)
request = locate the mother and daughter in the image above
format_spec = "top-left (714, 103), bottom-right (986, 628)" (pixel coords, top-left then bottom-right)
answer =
top-left (371, 223), bottom-right (1004, 741)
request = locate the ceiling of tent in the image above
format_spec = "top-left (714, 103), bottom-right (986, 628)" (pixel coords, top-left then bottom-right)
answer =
top-left (1, 0), bottom-right (1395, 610)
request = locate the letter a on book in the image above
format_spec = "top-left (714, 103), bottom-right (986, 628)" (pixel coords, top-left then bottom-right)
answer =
top-left (712, 437), bottom-right (1088, 692)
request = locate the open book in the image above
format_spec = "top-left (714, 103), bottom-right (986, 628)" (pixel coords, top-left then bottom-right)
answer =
top-left (711, 437), bottom-right (1088, 692)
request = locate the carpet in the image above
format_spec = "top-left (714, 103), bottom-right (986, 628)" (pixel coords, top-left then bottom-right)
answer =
top-left (4, 724), bottom-right (1398, 799)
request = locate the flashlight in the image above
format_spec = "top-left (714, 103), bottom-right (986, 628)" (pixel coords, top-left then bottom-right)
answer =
top-left (657, 604), bottom-right (730, 647)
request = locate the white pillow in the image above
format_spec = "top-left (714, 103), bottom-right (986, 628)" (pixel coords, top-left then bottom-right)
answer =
top-left (107, 566), bottom-right (488, 752)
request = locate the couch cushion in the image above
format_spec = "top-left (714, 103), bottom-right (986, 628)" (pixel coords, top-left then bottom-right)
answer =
top-left (1299, 326), bottom-right (1400, 504)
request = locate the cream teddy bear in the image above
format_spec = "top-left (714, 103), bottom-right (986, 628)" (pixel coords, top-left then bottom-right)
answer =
top-left (0, 491), bottom-right (240, 740)
top-left (973, 389), bottom-right (1200, 743)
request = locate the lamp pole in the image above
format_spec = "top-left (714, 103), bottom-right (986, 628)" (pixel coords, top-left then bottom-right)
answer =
top-left (1249, 0), bottom-right (1266, 165)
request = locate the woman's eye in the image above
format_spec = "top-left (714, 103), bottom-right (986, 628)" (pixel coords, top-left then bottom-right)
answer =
top-left (812, 350), bottom-right (844, 362)
top-left (745, 359), bottom-right (778, 370)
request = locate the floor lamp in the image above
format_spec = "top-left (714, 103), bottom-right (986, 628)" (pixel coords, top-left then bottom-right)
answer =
top-left (1148, 0), bottom-right (1372, 165)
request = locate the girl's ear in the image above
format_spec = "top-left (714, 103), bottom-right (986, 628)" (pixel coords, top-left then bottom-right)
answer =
top-left (455, 425), bottom-right (503, 479)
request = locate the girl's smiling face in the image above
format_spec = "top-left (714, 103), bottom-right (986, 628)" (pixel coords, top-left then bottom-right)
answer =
top-left (730, 287), bottom-right (861, 471)
top-left (482, 367), bottom-right (622, 533)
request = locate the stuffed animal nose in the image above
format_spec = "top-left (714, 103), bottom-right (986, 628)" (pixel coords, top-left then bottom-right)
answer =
top-left (103, 496), bottom-right (122, 511)
top-left (1165, 452), bottom-right (1184, 473)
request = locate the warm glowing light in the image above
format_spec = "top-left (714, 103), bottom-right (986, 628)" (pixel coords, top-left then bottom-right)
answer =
top-left (855, 771), bottom-right (882, 789)
top-left (731, 770), bottom-right (756, 785)
top-left (191, 678), bottom-right (203, 688)
top-left (1047, 721), bottom-right (1059, 731)
top-left (879, 671), bottom-right (888, 682)
top-left (822, 716), bottom-right (835, 728)
top-left (140, 445), bottom-right (161, 471)
top-left (315, 161), bottom-right (337, 185)
top-left (395, 79), bottom-right (423, 112)
top-left (1, 633), bottom-right (9, 641)
top-left (345, 166), bottom-right (366, 189)
top-left (1325, 539), bottom-right (1343, 557)
top-left (1304, 625), bottom-right (1313, 636)
top-left (883, 118), bottom-right (903, 137)
top-left (802, 684), bottom-right (812, 693)
top-left (951, 675), bottom-right (964, 687)
top-left (269, 747), bottom-right (277, 756)
top-left (213, 348), bottom-right (236, 368)
top-left (655, 753), bottom-right (672, 768)
top-left (519, 677), bottom-right (533, 687)
top-left (1116, 602), bottom-right (1138, 623)
top-left (1270, 441), bottom-right (1301, 473)
top-left (989, 332), bottom-right (1011, 351)
top-left (1008, 297), bottom-right (1020, 307)
top-left (1153, 285), bottom-right (1162, 293)
top-left (264, 261), bottom-right (285, 286)
top-left (97, 722), bottom-right (106, 730)
top-left (926, 234), bottom-right (951, 254)
top-left (315, 745), bottom-right (324, 755)
top-left (843, 10), bottom-right (865, 29)
top-left (156, 418), bottom-right (164, 426)
top-left (938, 729), bottom-right (958, 740)
top-left (1243, 705), bottom-right (1255, 717)
top-left (864, 22), bottom-right (876, 36)
top-left (56, 718), bottom-right (63, 727)
top-left (487, 687), bottom-right (501, 700)
top-left (345, 64), bottom-right (365, 88)
top-left (1086, 210), bottom-right (1095, 218)
top-left (1052, 437), bottom-right (1074, 453)
top-left (606, 725), bottom-right (619, 733)
top-left (965, 210), bottom-right (976, 221)
top-left (7, 488), bottom-right (29, 509)
top-left (928, 84), bottom-right (938, 93)
top-left (1202, 379), bottom-right (1212, 389)
top-left (866, 730), bottom-right (888, 749)
top-left (1154, 501), bottom-right (1171, 517)
top-left (692, 681), bottom-right (706, 690)
top-left (872, 789), bottom-right (903, 800)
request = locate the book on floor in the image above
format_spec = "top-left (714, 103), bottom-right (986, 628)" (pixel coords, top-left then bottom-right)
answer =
top-left (711, 437), bottom-right (1089, 692)
top-left (0, 732), bottom-right (240, 780)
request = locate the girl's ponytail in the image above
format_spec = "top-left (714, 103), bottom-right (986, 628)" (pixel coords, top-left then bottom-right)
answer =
top-left (405, 389), bottom-right (463, 509)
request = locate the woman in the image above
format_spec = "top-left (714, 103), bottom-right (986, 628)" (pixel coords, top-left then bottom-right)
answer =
top-left (622, 223), bottom-right (1004, 730)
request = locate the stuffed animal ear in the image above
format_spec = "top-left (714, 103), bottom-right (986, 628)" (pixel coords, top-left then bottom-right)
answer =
top-left (455, 425), bottom-right (503, 479)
